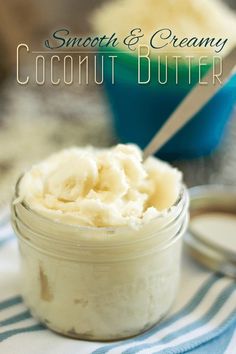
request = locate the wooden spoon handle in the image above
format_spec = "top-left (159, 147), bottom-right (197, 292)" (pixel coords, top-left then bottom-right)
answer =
top-left (143, 47), bottom-right (236, 160)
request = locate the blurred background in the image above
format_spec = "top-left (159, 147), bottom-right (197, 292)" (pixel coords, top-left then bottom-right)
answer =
top-left (0, 0), bottom-right (236, 206)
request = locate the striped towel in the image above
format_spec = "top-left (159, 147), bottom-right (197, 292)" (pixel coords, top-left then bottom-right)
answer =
top-left (0, 208), bottom-right (235, 354)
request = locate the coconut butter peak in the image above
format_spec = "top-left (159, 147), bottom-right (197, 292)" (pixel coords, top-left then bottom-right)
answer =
top-left (18, 144), bottom-right (182, 227)
top-left (93, 0), bottom-right (236, 56)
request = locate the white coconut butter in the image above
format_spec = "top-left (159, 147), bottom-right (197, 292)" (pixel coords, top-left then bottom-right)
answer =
top-left (17, 144), bottom-right (182, 228)
top-left (92, 0), bottom-right (236, 56)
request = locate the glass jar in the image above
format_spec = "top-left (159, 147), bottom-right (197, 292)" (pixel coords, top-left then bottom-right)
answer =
top-left (11, 177), bottom-right (189, 341)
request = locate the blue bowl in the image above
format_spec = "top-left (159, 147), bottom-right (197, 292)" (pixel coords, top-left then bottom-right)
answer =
top-left (101, 49), bottom-right (236, 160)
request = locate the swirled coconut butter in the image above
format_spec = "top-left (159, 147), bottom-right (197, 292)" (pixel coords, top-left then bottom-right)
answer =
top-left (17, 144), bottom-right (182, 227)
top-left (92, 0), bottom-right (236, 56)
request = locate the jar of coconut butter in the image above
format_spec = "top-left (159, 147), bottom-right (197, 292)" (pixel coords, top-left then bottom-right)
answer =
top-left (11, 144), bottom-right (189, 341)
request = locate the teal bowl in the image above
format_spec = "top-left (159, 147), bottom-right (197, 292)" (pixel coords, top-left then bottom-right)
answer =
top-left (100, 48), bottom-right (236, 160)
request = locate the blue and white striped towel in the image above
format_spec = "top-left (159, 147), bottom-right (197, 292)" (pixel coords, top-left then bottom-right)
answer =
top-left (0, 208), bottom-right (235, 354)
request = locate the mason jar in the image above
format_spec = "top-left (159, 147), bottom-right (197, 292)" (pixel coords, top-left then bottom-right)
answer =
top-left (11, 176), bottom-right (189, 341)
